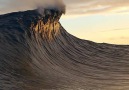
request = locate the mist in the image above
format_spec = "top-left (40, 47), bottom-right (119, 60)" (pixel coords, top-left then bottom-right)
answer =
top-left (0, 0), bottom-right (65, 14)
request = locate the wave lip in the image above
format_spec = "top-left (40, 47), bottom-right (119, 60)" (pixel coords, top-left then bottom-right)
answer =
top-left (0, 8), bottom-right (129, 90)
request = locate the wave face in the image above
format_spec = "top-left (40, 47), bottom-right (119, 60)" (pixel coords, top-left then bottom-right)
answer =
top-left (0, 9), bottom-right (129, 90)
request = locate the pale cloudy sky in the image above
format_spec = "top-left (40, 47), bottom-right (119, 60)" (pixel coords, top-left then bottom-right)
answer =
top-left (0, 0), bottom-right (129, 45)
top-left (1, 0), bottom-right (129, 15)
top-left (65, 0), bottom-right (129, 15)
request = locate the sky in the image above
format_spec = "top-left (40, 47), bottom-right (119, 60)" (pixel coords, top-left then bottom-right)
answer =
top-left (0, 0), bottom-right (129, 45)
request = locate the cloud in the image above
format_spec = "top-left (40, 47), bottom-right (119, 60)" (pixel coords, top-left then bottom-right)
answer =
top-left (63, 0), bottom-right (129, 16)
top-left (95, 28), bottom-right (129, 33)
top-left (0, 0), bottom-right (65, 14)
top-left (0, 0), bottom-right (129, 16)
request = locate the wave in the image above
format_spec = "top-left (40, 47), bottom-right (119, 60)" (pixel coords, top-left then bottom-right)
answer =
top-left (0, 9), bottom-right (129, 90)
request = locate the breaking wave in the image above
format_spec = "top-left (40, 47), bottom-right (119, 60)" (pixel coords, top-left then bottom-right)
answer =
top-left (0, 9), bottom-right (129, 90)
